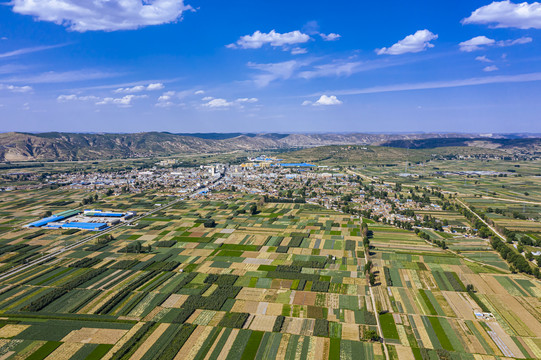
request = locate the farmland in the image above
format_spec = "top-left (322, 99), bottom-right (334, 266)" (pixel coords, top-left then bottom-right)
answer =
top-left (0, 155), bottom-right (541, 360)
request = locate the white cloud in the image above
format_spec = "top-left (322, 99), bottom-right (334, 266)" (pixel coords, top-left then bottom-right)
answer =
top-left (314, 95), bottom-right (342, 106)
top-left (158, 91), bottom-right (176, 102)
top-left (320, 33), bottom-right (341, 41)
top-left (96, 94), bottom-right (147, 107)
top-left (498, 36), bottom-right (533, 46)
top-left (483, 65), bottom-right (499, 72)
top-left (475, 55), bottom-right (493, 62)
top-left (0, 84), bottom-right (33, 93)
top-left (57, 94), bottom-right (99, 102)
top-left (462, 1), bottom-right (541, 29)
top-left (227, 30), bottom-right (310, 49)
top-left (376, 30), bottom-right (438, 55)
top-left (194, 90), bottom-right (205, 95)
top-left (11, 0), bottom-right (194, 32)
top-left (3, 70), bottom-right (117, 84)
top-left (459, 35), bottom-right (532, 51)
top-left (114, 82), bottom-right (164, 93)
top-left (7, 85), bottom-right (33, 93)
top-left (155, 91), bottom-right (178, 107)
top-left (235, 97), bottom-right (258, 103)
top-left (301, 100), bottom-right (312, 106)
top-left (459, 36), bottom-right (496, 52)
top-left (115, 85), bottom-right (145, 93)
top-left (0, 43), bottom-right (68, 59)
top-left (324, 72), bottom-right (541, 96)
top-left (146, 82), bottom-right (164, 91)
top-left (57, 94), bottom-right (77, 101)
top-left (200, 97), bottom-right (258, 109)
top-left (202, 98), bottom-right (233, 108)
top-left (155, 101), bottom-right (175, 108)
top-left (299, 61), bottom-right (362, 80)
top-left (290, 47), bottom-right (307, 55)
top-left (248, 60), bottom-right (304, 87)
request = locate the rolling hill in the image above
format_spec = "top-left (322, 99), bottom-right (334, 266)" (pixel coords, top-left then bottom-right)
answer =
top-left (0, 132), bottom-right (537, 162)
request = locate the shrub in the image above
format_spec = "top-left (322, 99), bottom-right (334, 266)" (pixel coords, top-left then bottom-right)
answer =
top-left (273, 315), bottom-right (285, 332)
top-left (204, 219), bottom-right (216, 228)
top-left (155, 240), bottom-right (176, 247)
top-left (363, 329), bottom-right (380, 341)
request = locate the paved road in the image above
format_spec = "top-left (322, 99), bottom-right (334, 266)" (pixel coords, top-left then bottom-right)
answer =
top-left (0, 172), bottom-right (225, 282)
top-left (456, 199), bottom-right (506, 242)
top-left (359, 217), bottom-right (390, 360)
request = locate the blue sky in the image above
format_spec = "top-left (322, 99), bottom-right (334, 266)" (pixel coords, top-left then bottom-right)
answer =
top-left (0, 0), bottom-right (540, 133)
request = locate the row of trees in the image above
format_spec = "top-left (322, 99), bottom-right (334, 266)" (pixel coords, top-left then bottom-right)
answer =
top-left (458, 202), bottom-right (540, 278)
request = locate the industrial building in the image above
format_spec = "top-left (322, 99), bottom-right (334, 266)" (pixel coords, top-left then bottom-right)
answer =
top-left (26, 209), bottom-right (82, 228)
top-left (25, 208), bottom-right (135, 231)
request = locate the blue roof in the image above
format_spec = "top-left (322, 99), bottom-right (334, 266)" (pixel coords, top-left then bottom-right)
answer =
top-left (87, 212), bottom-right (123, 217)
top-left (27, 215), bottom-right (64, 227)
top-left (62, 222), bottom-right (108, 230)
top-left (273, 163), bottom-right (316, 167)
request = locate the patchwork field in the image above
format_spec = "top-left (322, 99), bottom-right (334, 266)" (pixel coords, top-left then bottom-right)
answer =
top-left (0, 187), bottom-right (540, 360)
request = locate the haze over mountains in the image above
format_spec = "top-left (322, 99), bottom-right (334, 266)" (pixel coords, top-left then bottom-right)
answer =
top-left (0, 132), bottom-right (539, 162)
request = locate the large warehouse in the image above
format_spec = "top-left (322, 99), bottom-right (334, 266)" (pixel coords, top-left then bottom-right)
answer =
top-left (25, 208), bottom-right (135, 231)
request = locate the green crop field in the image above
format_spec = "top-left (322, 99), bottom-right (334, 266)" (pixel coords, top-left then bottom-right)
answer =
top-left (1, 155), bottom-right (541, 360)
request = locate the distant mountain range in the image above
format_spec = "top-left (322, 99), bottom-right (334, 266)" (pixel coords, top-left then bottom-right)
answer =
top-left (0, 132), bottom-right (539, 162)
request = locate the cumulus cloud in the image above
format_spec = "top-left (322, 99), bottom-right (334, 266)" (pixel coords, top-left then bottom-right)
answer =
top-left (11, 0), bottom-right (194, 32)
top-left (96, 94), bottom-right (147, 107)
top-left (0, 84), bottom-right (33, 93)
top-left (320, 33), bottom-right (341, 41)
top-left (314, 95), bottom-right (342, 106)
top-left (202, 98), bottom-right (233, 108)
top-left (158, 91), bottom-right (176, 102)
top-left (483, 65), bottom-right (499, 72)
top-left (377, 30), bottom-right (438, 55)
top-left (459, 35), bottom-right (532, 51)
top-left (459, 36), bottom-right (496, 52)
top-left (155, 91), bottom-right (179, 107)
top-left (301, 100), bottom-right (313, 106)
top-left (114, 82), bottom-right (164, 93)
top-left (146, 83), bottom-right (165, 91)
top-left (462, 1), bottom-right (541, 29)
top-left (227, 30), bottom-right (310, 49)
top-left (194, 90), bottom-right (205, 95)
top-left (475, 55), bottom-right (493, 62)
top-left (201, 97), bottom-right (258, 109)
